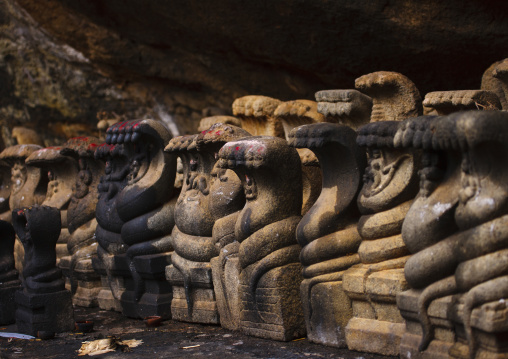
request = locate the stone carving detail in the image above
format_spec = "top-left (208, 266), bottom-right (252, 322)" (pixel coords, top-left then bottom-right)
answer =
top-left (166, 123), bottom-right (250, 324)
top-left (423, 90), bottom-right (501, 115)
top-left (58, 137), bottom-right (104, 307)
top-left (13, 205), bottom-right (74, 337)
top-left (0, 220), bottom-right (20, 325)
top-left (93, 120), bottom-right (177, 318)
top-left (481, 58), bottom-right (508, 110)
top-left (288, 123), bottom-right (365, 347)
top-left (217, 136), bottom-right (305, 340)
top-left (26, 147), bottom-right (79, 265)
top-left (232, 95), bottom-right (284, 137)
top-left (274, 100), bottom-right (324, 215)
top-left (398, 110), bottom-right (508, 359)
top-left (315, 89), bottom-right (372, 129)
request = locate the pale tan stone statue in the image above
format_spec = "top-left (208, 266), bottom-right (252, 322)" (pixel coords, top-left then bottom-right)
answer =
top-left (165, 122), bottom-right (249, 325)
top-left (481, 58), bottom-right (508, 110)
top-left (342, 71), bottom-right (423, 355)
top-left (232, 95), bottom-right (284, 137)
top-left (198, 115), bottom-right (242, 132)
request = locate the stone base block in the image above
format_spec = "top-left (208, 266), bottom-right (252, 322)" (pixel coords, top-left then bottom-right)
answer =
top-left (15, 289), bottom-right (74, 337)
top-left (120, 253), bottom-right (173, 319)
top-left (345, 317), bottom-right (405, 356)
top-left (92, 254), bottom-right (126, 312)
top-left (0, 284), bottom-right (21, 325)
top-left (301, 280), bottom-right (351, 347)
top-left (211, 255), bottom-right (241, 330)
top-left (240, 263), bottom-right (305, 341)
top-left (397, 289), bottom-right (456, 358)
top-left (167, 259), bottom-right (218, 324)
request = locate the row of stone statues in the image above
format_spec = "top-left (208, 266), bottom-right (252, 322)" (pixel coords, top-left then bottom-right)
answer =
top-left (0, 58), bottom-right (507, 358)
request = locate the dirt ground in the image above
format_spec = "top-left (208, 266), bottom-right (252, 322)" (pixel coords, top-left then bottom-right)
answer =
top-left (0, 307), bottom-right (397, 359)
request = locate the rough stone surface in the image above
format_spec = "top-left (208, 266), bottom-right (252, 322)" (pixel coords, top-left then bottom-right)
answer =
top-left (288, 123), bottom-right (365, 347)
top-left (2, 0), bottom-right (507, 139)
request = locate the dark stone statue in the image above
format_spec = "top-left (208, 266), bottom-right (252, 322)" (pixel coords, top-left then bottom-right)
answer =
top-left (93, 119), bottom-right (177, 318)
top-left (0, 220), bottom-right (20, 325)
top-left (13, 205), bottom-right (74, 337)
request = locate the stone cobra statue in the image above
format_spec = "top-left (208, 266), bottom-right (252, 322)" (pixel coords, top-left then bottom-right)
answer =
top-left (217, 136), bottom-right (305, 341)
top-left (341, 120), bottom-right (420, 355)
top-left (288, 123), bottom-right (365, 347)
top-left (58, 137), bottom-right (103, 306)
top-left (232, 95), bottom-right (284, 137)
top-left (12, 204), bottom-right (74, 337)
top-left (12, 205), bottom-right (63, 294)
top-left (25, 147), bottom-right (79, 264)
top-left (315, 89), bottom-right (372, 129)
top-left (394, 115), bottom-right (462, 357)
top-left (481, 58), bottom-right (508, 110)
top-left (0, 220), bottom-right (20, 324)
top-left (401, 111), bottom-right (508, 358)
top-left (165, 122), bottom-right (249, 324)
top-left (95, 119), bottom-right (177, 317)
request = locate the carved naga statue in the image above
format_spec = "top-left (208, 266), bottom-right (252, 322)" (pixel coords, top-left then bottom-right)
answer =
top-left (288, 123), bottom-right (365, 347)
top-left (58, 137), bottom-right (103, 307)
top-left (399, 111), bottom-right (508, 359)
top-left (217, 136), bottom-right (305, 341)
top-left (274, 100), bottom-right (324, 215)
top-left (315, 89), bottom-right (372, 129)
top-left (232, 95), bottom-right (284, 137)
top-left (25, 147), bottom-right (79, 264)
top-left (0, 144), bottom-right (46, 273)
top-left (0, 220), bottom-right (20, 325)
top-left (481, 58), bottom-right (508, 110)
top-left (339, 71), bottom-right (422, 355)
top-left (165, 122), bottom-right (249, 324)
top-left (94, 120), bottom-right (177, 318)
top-left (12, 205), bottom-right (74, 337)
top-left (395, 114), bottom-right (462, 358)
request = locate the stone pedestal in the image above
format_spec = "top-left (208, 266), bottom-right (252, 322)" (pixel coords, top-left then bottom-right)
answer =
top-left (92, 254), bottom-right (125, 312)
top-left (15, 289), bottom-right (74, 337)
top-left (344, 265), bottom-right (408, 355)
top-left (211, 254), bottom-right (241, 330)
top-left (397, 289), bottom-right (456, 359)
top-left (448, 300), bottom-right (508, 359)
top-left (0, 282), bottom-right (21, 325)
top-left (61, 255), bottom-right (101, 307)
top-left (121, 252), bottom-right (172, 319)
top-left (166, 257), bottom-right (218, 324)
top-left (301, 279), bottom-right (352, 347)
top-left (239, 263), bottom-right (305, 341)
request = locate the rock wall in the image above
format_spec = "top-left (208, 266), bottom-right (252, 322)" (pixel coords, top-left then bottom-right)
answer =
top-left (1, 0), bottom-right (507, 143)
